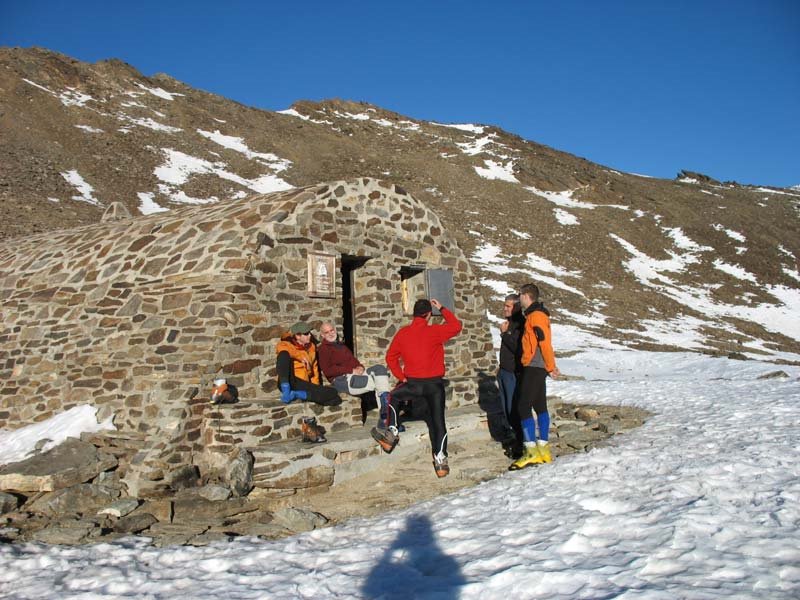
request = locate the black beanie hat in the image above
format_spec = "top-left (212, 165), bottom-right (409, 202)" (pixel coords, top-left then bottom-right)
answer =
top-left (413, 299), bottom-right (433, 317)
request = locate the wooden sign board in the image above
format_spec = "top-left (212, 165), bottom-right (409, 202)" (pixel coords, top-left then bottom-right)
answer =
top-left (308, 252), bottom-right (336, 298)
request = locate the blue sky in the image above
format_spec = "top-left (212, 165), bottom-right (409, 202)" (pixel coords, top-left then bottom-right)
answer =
top-left (3, 0), bottom-right (798, 187)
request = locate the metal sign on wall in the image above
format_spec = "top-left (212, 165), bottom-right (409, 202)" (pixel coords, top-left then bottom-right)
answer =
top-left (307, 252), bottom-right (336, 298)
top-left (425, 268), bottom-right (454, 316)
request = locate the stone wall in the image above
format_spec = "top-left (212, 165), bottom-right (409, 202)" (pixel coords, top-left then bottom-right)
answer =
top-left (0, 178), bottom-right (496, 493)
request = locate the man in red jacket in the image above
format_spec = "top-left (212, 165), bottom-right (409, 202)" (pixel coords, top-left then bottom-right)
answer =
top-left (372, 298), bottom-right (462, 478)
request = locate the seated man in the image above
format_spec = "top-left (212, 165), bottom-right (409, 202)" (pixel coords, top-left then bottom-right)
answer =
top-left (275, 322), bottom-right (341, 407)
top-left (317, 322), bottom-right (391, 423)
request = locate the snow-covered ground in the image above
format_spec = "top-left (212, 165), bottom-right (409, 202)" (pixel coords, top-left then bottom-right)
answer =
top-left (1, 339), bottom-right (798, 598)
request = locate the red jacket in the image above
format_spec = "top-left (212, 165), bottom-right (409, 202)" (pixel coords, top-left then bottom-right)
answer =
top-left (386, 307), bottom-right (462, 380)
top-left (318, 339), bottom-right (362, 382)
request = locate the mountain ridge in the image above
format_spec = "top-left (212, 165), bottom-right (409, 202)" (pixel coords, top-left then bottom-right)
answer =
top-left (1, 46), bottom-right (798, 362)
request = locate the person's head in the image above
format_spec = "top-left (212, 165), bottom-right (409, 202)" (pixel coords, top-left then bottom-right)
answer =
top-left (519, 283), bottom-right (539, 309)
top-left (413, 298), bottom-right (433, 319)
top-left (319, 321), bottom-right (338, 343)
top-left (290, 321), bottom-right (312, 344)
top-left (503, 293), bottom-right (520, 318)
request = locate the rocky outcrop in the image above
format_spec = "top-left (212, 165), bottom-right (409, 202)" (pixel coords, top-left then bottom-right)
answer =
top-left (0, 401), bottom-right (648, 546)
top-left (0, 438), bottom-right (117, 492)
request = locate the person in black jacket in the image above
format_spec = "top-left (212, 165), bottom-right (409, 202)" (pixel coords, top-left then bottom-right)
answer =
top-left (498, 294), bottom-right (525, 457)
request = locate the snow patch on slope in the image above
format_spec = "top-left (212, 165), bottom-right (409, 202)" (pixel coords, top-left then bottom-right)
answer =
top-left (153, 148), bottom-right (293, 204)
top-left (474, 160), bottom-right (518, 183)
top-left (60, 170), bottom-right (101, 206)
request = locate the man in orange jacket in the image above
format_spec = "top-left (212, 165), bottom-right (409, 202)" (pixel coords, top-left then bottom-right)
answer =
top-left (372, 298), bottom-right (462, 478)
top-left (275, 321), bottom-right (341, 407)
top-left (509, 283), bottom-right (560, 470)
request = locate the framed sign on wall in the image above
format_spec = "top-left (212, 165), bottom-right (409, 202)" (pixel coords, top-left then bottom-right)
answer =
top-left (307, 252), bottom-right (336, 298)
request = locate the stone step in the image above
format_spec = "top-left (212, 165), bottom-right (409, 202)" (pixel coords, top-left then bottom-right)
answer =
top-left (200, 395), bottom-right (366, 449)
top-left (246, 404), bottom-right (490, 491)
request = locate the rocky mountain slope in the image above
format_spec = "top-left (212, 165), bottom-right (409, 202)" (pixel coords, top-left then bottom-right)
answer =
top-left (1, 47), bottom-right (799, 361)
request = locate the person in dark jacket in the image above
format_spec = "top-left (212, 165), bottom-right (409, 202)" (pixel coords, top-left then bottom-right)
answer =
top-left (497, 294), bottom-right (525, 456)
top-left (372, 298), bottom-right (462, 478)
top-left (317, 322), bottom-right (391, 423)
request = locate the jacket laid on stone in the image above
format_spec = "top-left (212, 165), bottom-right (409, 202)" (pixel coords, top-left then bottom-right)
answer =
top-left (318, 339), bottom-right (362, 382)
top-left (386, 307), bottom-right (462, 380)
top-left (498, 311), bottom-right (525, 373)
top-left (521, 303), bottom-right (556, 373)
top-left (276, 333), bottom-right (321, 384)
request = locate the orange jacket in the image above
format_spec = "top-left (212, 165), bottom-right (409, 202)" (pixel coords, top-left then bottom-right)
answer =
top-left (520, 306), bottom-right (556, 373)
top-left (276, 333), bottom-right (321, 384)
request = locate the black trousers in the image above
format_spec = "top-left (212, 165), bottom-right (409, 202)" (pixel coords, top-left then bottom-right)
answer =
top-left (388, 377), bottom-right (448, 457)
top-left (516, 366), bottom-right (548, 420)
top-left (276, 351), bottom-right (341, 406)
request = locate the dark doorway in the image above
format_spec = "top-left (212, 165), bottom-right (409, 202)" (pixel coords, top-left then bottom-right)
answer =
top-left (341, 255), bottom-right (370, 353)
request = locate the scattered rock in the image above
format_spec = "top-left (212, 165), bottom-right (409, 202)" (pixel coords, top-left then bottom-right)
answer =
top-left (114, 512), bottom-right (157, 534)
top-left (187, 530), bottom-right (235, 546)
top-left (0, 491), bottom-right (21, 514)
top-left (0, 526), bottom-right (20, 542)
top-left (265, 465), bottom-right (335, 490)
top-left (574, 407), bottom-right (600, 422)
top-left (28, 483), bottom-right (120, 517)
top-left (98, 498), bottom-right (140, 518)
top-left (148, 522), bottom-right (209, 547)
top-left (168, 465), bottom-right (200, 491)
top-left (457, 467), bottom-right (495, 483)
top-left (94, 470), bottom-right (124, 491)
top-left (596, 421), bottom-right (623, 435)
top-left (758, 370), bottom-right (790, 380)
top-left (227, 449), bottom-right (255, 497)
top-left (171, 495), bottom-right (253, 524)
top-left (272, 507), bottom-right (328, 533)
top-left (0, 438), bottom-right (117, 492)
top-left (137, 498), bottom-right (173, 523)
top-left (198, 485), bottom-right (231, 502)
top-left (31, 518), bottom-right (99, 545)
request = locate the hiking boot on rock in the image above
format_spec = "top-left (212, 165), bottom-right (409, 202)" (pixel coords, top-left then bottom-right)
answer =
top-left (508, 443), bottom-right (544, 471)
top-left (371, 425), bottom-right (399, 454)
top-left (433, 452), bottom-right (450, 478)
top-left (537, 441), bottom-right (552, 463)
top-left (302, 417), bottom-right (327, 443)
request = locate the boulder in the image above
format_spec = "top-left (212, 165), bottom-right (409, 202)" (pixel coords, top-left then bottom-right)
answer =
top-left (31, 518), bottom-right (99, 545)
top-left (168, 465), bottom-right (200, 491)
top-left (198, 484), bottom-right (232, 502)
top-left (171, 495), bottom-right (253, 524)
top-left (272, 507), bottom-right (328, 533)
top-left (0, 491), bottom-right (21, 514)
top-left (757, 370), bottom-right (790, 380)
top-left (574, 407), bottom-right (600, 422)
top-left (137, 498), bottom-right (173, 523)
top-left (114, 512), bottom-right (158, 534)
top-left (263, 465), bottom-right (335, 490)
top-left (201, 448), bottom-right (254, 497)
top-left (0, 438), bottom-right (117, 492)
top-left (227, 449), bottom-right (255, 496)
top-left (28, 483), bottom-right (120, 517)
top-left (98, 498), bottom-right (140, 518)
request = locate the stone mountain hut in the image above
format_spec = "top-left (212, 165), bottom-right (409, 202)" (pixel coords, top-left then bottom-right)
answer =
top-left (0, 178), bottom-right (495, 495)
